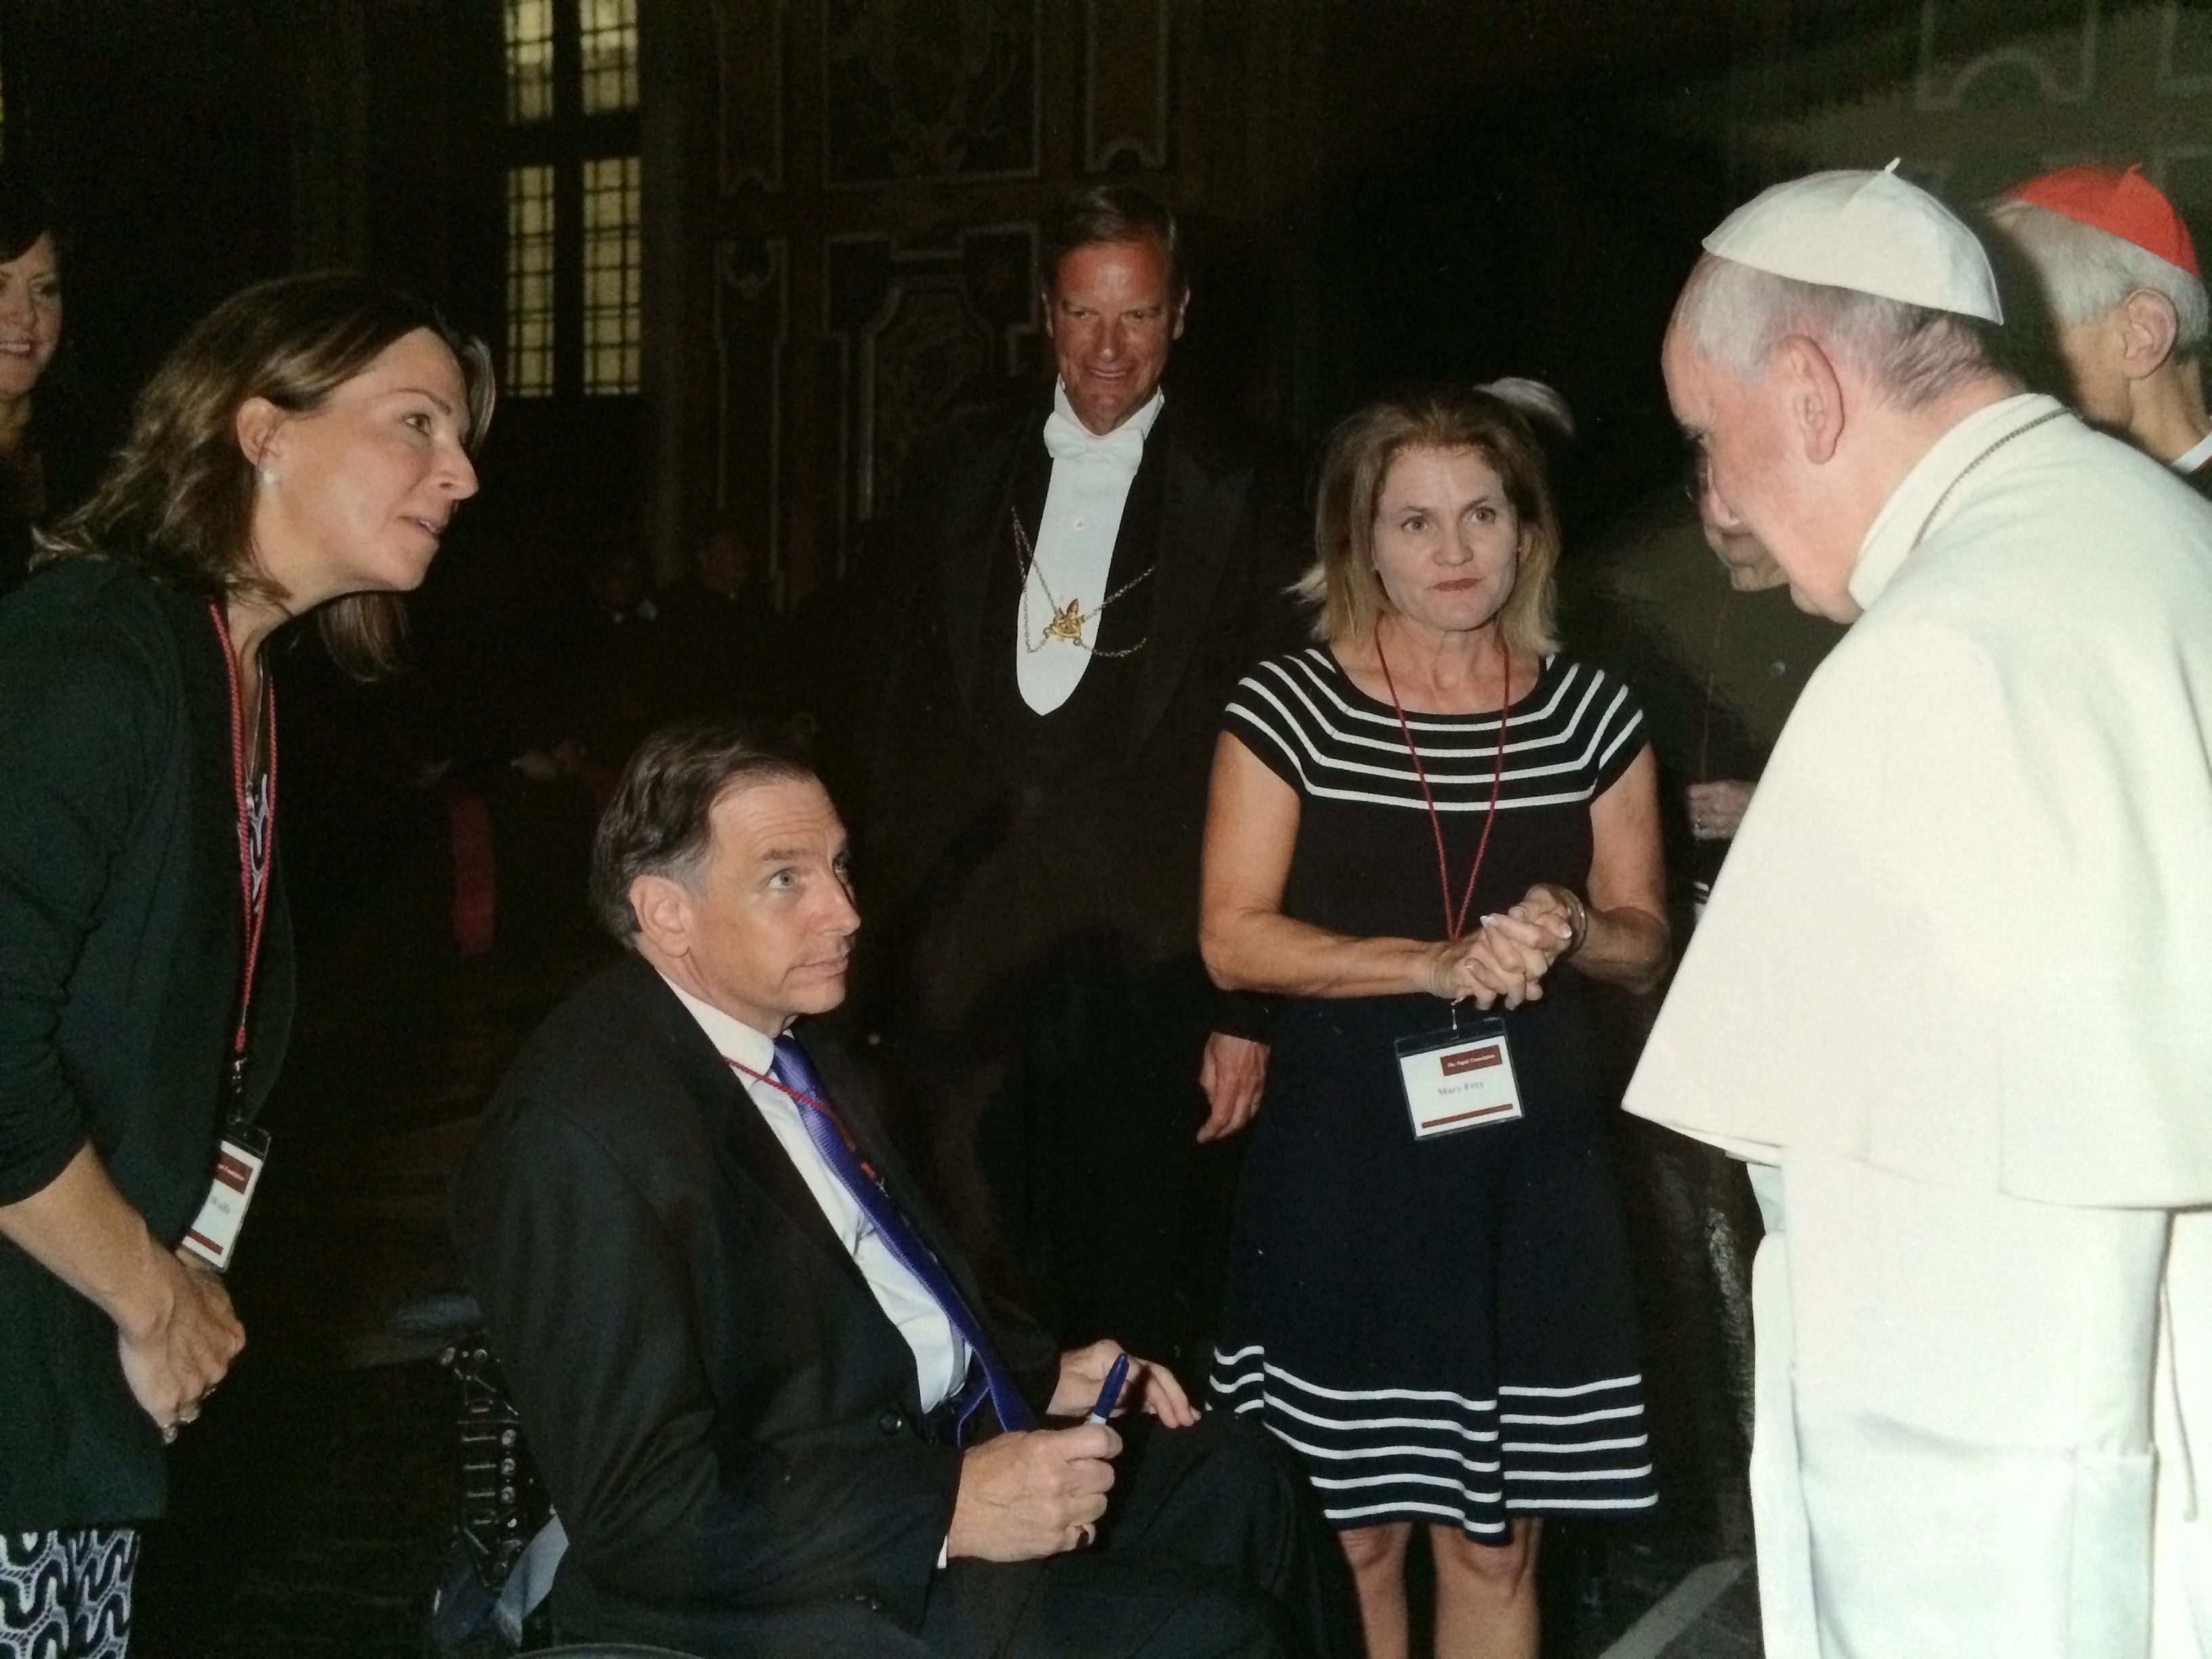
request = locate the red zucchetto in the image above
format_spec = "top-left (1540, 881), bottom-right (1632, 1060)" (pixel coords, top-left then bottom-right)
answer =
top-left (2003, 163), bottom-right (2200, 276)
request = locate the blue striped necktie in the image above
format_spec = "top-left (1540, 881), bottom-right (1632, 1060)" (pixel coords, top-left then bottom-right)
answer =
top-left (766, 1035), bottom-right (1038, 1439)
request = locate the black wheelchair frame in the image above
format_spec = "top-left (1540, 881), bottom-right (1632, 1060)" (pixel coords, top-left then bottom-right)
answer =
top-left (396, 1292), bottom-right (707, 1659)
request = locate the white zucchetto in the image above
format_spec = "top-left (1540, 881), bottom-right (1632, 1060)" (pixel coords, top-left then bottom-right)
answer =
top-left (1702, 161), bottom-right (2004, 323)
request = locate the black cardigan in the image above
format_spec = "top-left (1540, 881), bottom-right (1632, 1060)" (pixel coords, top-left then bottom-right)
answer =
top-left (0, 557), bottom-right (293, 1529)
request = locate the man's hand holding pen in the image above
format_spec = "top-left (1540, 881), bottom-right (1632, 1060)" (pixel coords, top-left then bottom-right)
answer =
top-left (947, 1340), bottom-right (1197, 1561)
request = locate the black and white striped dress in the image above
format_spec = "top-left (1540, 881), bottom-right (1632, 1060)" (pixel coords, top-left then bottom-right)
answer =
top-left (1208, 646), bottom-right (1659, 1538)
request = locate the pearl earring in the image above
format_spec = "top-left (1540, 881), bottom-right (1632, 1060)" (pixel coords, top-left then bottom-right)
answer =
top-left (259, 468), bottom-right (278, 487)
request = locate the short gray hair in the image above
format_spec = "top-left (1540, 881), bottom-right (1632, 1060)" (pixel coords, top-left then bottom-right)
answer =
top-left (1675, 253), bottom-right (2001, 409)
top-left (1987, 198), bottom-right (2208, 356)
top-left (588, 720), bottom-right (817, 944)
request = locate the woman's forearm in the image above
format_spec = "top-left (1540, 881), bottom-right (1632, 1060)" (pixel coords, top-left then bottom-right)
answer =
top-left (1568, 897), bottom-right (1670, 996)
top-left (0, 1143), bottom-right (176, 1338)
top-left (1561, 747), bottom-right (1671, 996)
top-left (1203, 907), bottom-right (1451, 1001)
top-left (1, 1142), bottom-right (246, 1427)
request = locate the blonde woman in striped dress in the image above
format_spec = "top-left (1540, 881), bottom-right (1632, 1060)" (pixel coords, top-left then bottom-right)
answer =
top-left (1202, 382), bottom-right (1671, 1659)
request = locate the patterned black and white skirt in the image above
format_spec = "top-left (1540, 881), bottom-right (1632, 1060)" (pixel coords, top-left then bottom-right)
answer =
top-left (1209, 999), bottom-right (1658, 1538)
top-left (0, 1529), bottom-right (140, 1659)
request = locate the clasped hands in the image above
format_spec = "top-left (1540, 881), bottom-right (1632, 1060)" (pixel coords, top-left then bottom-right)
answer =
top-left (121, 1246), bottom-right (244, 1443)
top-left (946, 1339), bottom-right (1195, 1562)
top-left (1425, 884), bottom-right (1579, 1008)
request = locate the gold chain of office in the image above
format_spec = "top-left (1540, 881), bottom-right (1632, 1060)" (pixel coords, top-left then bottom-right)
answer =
top-left (1010, 508), bottom-right (1154, 658)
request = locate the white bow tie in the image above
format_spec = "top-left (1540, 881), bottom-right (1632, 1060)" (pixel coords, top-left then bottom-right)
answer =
top-left (1042, 407), bottom-right (1147, 472)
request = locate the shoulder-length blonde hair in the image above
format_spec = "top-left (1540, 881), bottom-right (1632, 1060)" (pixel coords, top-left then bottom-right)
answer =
top-left (1296, 382), bottom-right (1568, 655)
top-left (39, 271), bottom-right (495, 678)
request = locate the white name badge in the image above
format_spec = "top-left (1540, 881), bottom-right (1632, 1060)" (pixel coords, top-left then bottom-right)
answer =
top-left (1395, 1021), bottom-right (1524, 1140)
top-left (180, 1124), bottom-right (270, 1272)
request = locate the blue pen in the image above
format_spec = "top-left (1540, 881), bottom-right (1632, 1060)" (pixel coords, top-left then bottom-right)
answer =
top-left (1086, 1353), bottom-right (1131, 1424)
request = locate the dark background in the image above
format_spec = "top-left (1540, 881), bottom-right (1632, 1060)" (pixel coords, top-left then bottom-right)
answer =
top-left (14, 1), bottom-right (2198, 581)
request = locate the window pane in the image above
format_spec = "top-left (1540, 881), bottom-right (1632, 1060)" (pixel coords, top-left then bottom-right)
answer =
top-left (506, 165), bottom-right (556, 396)
top-left (580, 155), bottom-right (641, 394)
top-left (579, 0), bottom-right (639, 115)
top-left (504, 0), bottom-right (554, 124)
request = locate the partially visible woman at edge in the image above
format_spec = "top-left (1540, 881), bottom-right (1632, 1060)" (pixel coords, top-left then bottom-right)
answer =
top-left (0, 167), bottom-right (104, 598)
top-left (0, 272), bottom-right (490, 1655)
top-left (1202, 382), bottom-right (1668, 1659)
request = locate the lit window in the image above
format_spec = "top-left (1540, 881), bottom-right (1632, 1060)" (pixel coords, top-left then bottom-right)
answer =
top-left (578, 0), bottom-right (639, 116)
top-left (505, 0), bottom-right (555, 123)
top-left (581, 157), bottom-right (642, 394)
top-left (506, 166), bottom-right (556, 396)
top-left (500, 0), bottom-right (641, 398)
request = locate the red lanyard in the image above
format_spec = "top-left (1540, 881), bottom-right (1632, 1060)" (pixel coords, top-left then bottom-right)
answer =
top-left (1376, 633), bottom-right (1511, 943)
top-left (725, 1055), bottom-right (882, 1185)
top-left (209, 603), bottom-right (277, 1086)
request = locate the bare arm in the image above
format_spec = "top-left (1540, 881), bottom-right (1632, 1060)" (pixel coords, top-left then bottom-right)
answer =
top-left (0, 1143), bottom-right (244, 1430)
top-left (1200, 733), bottom-right (1485, 1002)
top-left (1572, 746), bottom-right (1672, 991)
top-left (1465, 747), bottom-right (1673, 1003)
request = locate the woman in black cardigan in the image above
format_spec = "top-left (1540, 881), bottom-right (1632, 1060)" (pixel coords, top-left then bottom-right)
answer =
top-left (0, 273), bottom-right (493, 1653)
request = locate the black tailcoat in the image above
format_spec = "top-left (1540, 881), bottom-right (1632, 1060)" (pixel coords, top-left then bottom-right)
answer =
top-left (855, 388), bottom-right (1305, 1355)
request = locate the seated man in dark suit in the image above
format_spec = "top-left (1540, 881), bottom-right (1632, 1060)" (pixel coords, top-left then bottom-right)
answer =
top-left (450, 720), bottom-right (1357, 1658)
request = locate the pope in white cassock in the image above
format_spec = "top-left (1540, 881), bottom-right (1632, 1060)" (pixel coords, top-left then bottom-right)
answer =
top-left (1628, 165), bottom-right (2212, 1658)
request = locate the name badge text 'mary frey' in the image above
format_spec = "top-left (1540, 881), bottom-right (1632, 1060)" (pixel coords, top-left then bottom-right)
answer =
top-left (1395, 1021), bottom-right (1525, 1140)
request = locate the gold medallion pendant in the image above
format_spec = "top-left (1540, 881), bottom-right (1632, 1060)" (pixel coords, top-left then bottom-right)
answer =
top-left (1010, 508), bottom-right (1156, 659)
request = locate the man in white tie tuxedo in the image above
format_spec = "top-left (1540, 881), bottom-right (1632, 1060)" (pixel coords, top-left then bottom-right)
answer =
top-left (857, 186), bottom-right (1306, 1373)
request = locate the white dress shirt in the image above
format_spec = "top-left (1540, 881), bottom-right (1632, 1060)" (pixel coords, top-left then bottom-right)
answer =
top-left (659, 976), bottom-right (970, 1410)
top-left (1015, 381), bottom-right (1166, 715)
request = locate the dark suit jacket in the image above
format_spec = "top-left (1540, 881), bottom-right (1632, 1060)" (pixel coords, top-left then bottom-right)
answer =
top-left (0, 558), bottom-right (294, 1529)
top-left (449, 958), bottom-right (1063, 1652)
top-left (856, 387), bottom-right (1305, 1040)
